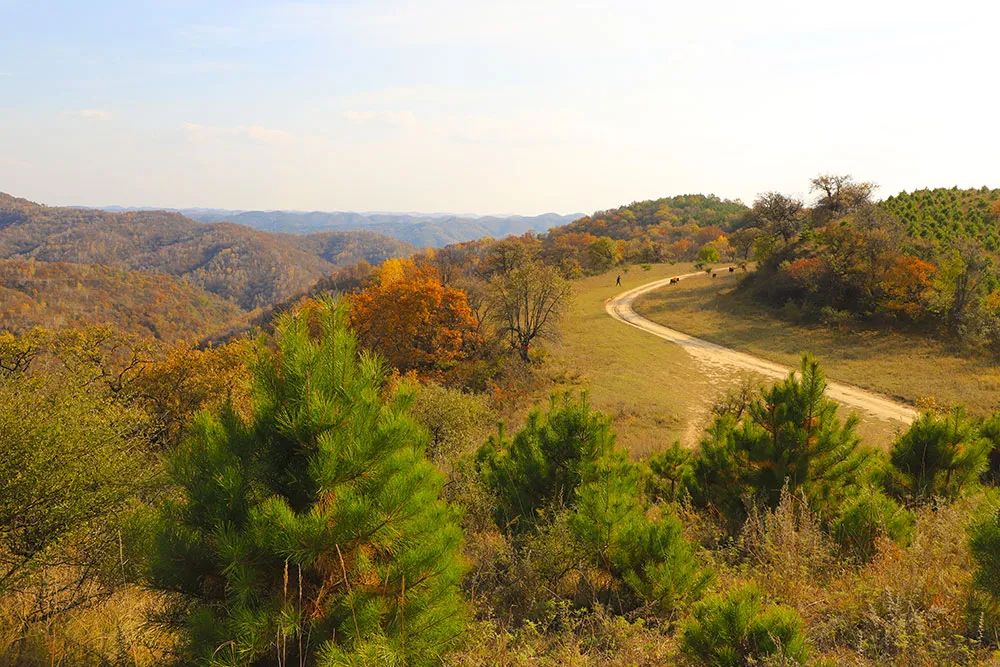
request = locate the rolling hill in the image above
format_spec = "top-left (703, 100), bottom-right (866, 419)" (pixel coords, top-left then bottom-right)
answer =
top-left (0, 193), bottom-right (413, 310)
top-left (879, 186), bottom-right (1000, 251)
top-left (0, 258), bottom-right (247, 342)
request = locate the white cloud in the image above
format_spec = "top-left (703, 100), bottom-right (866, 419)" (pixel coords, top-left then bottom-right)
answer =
top-left (183, 122), bottom-right (294, 146)
top-left (71, 109), bottom-right (112, 120)
top-left (341, 110), bottom-right (417, 128)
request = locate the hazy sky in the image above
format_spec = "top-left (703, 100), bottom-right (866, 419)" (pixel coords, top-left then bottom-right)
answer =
top-left (1, 1), bottom-right (998, 215)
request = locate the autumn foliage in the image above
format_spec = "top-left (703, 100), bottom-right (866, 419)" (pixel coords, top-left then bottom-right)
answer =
top-left (348, 258), bottom-right (481, 378)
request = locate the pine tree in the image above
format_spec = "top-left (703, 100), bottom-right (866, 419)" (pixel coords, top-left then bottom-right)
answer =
top-left (476, 393), bottom-right (615, 531)
top-left (479, 395), bottom-right (709, 618)
top-left (645, 441), bottom-right (694, 503)
top-left (889, 408), bottom-right (990, 502)
top-left (693, 356), bottom-right (873, 528)
top-left (147, 300), bottom-right (465, 666)
top-left (572, 450), bottom-right (710, 617)
top-left (681, 584), bottom-right (808, 666)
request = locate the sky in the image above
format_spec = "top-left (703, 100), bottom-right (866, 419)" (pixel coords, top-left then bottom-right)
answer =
top-left (1, 0), bottom-right (999, 215)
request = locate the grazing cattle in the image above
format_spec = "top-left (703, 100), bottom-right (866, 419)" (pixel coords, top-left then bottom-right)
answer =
top-left (728, 266), bottom-right (735, 273)
top-left (712, 273), bottom-right (717, 278)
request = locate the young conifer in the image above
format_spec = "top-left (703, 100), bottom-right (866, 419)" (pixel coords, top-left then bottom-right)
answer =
top-left (148, 299), bottom-right (465, 666)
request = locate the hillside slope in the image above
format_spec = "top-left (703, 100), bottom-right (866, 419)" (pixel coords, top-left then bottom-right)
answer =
top-left (0, 258), bottom-right (247, 341)
top-left (879, 187), bottom-right (1000, 250)
top-left (0, 193), bottom-right (412, 309)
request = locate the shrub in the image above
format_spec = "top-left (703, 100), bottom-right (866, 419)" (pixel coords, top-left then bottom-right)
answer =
top-left (0, 373), bottom-right (151, 604)
top-left (969, 503), bottom-right (1000, 600)
top-left (645, 442), bottom-right (694, 503)
top-left (572, 451), bottom-right (710, 617)
top-left (479, 396), bottom-right (709, 619)
top-left (977, 413), bottom-right (1000, 485)
top-left (477, 394), bottom-right (615, 531)
top-left (832, 487), bottom-right (914, 560)
top-left (409, 381), bottom-right (495, 468)
top-left (969, 503), bottom-right (1000, 646)
top-left (889, 408), bottom-right (990, 502)
top-left (692, 356), bottom-right (872, 530)
top-left (146, 300), bottom-right (465, 665)
top-left (681, 584), bottom-right (808, 666)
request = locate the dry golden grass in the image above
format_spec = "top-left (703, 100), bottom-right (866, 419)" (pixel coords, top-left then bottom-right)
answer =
top-left (543, 264), bottom-right (916, 453)
top-left (0, 583), bottom-right (171, 666)
top-left (537, 263), bottom-right (725, 456)
top-left (633, 269), bottom-right (1000, 445)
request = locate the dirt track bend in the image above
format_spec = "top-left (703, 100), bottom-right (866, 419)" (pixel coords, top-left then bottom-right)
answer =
top-left (606, 270), bottom-right (919, 425)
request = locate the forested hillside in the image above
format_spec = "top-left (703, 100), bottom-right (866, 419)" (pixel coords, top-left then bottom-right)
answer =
top-left (0, 193), bottom-right (412, 309)
top-left (0, 258), bottom-right (246, 342)
top-left (880, 187), bottom-right (1000, 251)
top-left (544, 194), bottom-right (748, 272)
top-left (698, 177), bottom-right (1000, 358)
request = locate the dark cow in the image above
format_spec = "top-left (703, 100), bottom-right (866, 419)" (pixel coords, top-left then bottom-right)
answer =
top-left (728, 266), bottom-right (735, 273)
top-left (712, 273), bottom-right (717, 278)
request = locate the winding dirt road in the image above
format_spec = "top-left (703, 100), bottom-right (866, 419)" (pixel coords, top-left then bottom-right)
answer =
top-left (606, 270), bottom-right (919, 425)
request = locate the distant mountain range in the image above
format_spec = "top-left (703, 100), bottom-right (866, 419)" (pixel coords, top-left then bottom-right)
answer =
top-left (104, 207), bottom-right (582, 248)
top-left (0, 192), bottom-right (412, 316)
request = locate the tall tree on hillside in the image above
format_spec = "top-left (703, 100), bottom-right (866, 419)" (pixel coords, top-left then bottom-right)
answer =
top-left (349, 258), bottom-right (481, 379)
top-left (729, 227), bottom-right (760, 260)
top-left (749, 192), bottom-right (805, 243)
top-left (147, 300), bottom-right (465, 665)
top-left (934, 241), bottom-right (990, 337)
top-left (810, 174), bottom-right (876, 223)
top-left (488, 260), bottom-right (572, 362)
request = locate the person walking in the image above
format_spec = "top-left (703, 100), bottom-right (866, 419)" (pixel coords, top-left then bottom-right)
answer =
top-left (615, 274), bottom-right (622, 286)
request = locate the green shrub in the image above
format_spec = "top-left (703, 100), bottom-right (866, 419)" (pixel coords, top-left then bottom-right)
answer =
top-left (572, 451), bottom-right (710, 617)
top-left (889, 408), bottom-right (990, 501)
top-left (681, 584), bottom-right (807, 666)
top-left (477, 393), bottom-right (615, 531)
top-left (480, 395), bottom-right (709, 619)
top-left (409, 381), bottom-right (495, 468)
top-left (147, 300), bottom-right (465, 665)
top-left (692, 356), bottom-right (872, 530)
top-left (645, 442), bottom-right (694, 503)
top-left (0, 372), bottom-right (153, 612)
top-left (969, 504), bottom-right (1000, 601)
top-left (977, 412), bottom-right (1000, 485)
top-left (832, 486), bottom-right (913, 560)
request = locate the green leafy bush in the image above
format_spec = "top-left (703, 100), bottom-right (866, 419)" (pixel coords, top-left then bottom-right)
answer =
top-left (146, 300), bottom-right (465, 666)
top-left (0, 373), bottom-right (151, 601)
top-left (681, 584), bottom-right (807, 666)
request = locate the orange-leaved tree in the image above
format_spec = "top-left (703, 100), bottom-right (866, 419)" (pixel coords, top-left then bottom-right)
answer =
top-left (349, 258), bottom-right (481, 378)
top-left (879, 254), bottom-right (937, 320)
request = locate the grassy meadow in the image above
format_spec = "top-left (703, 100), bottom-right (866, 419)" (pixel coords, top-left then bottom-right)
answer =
top-left (633, 269), bottom-right (1000, 429)
top-left (542, 264), bottom-right (936, 451)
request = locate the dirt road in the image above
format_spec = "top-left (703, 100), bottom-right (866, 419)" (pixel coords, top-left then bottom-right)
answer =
top-left (606, 270), bottom-right (919, 425)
